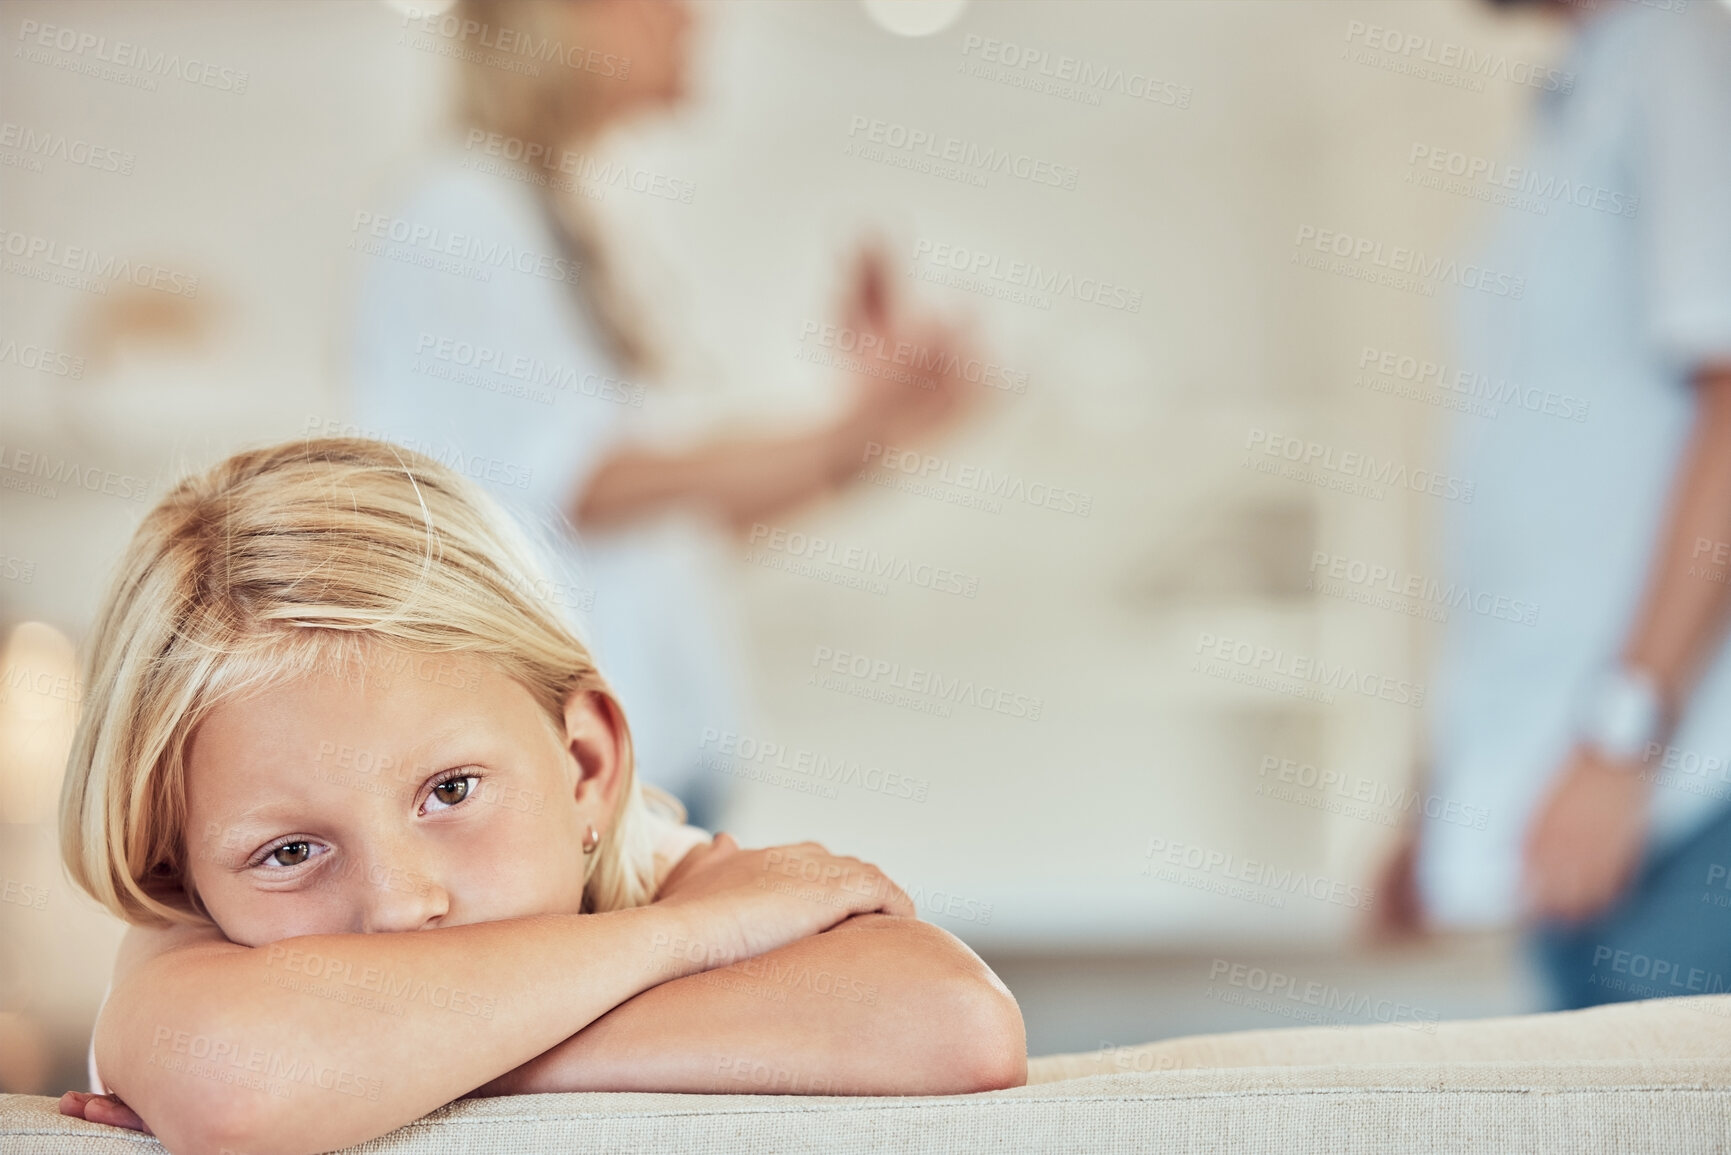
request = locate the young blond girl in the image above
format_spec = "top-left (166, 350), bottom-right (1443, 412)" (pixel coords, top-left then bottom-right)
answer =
top-left (56, 437), bottom-right (1025, 1154)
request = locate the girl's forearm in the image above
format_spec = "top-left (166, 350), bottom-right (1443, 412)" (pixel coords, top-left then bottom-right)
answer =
top-left (486, 914), bottom-right (1026, 1098)
top-left (103, 903), bottom-right (708, 1155)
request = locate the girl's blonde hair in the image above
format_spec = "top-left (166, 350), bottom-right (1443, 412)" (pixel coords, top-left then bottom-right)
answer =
top-left (453, 0), bottom-right (659, 378)
top-left (59, 436), bottom-right (680, 928)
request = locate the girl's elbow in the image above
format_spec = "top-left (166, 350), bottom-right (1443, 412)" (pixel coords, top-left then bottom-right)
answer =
top-left (969, 1003), bottom-right (1029, 1091)
top-left (945, 975), bottom-right (1028, 1092)
top-left (130, 1088), bottom-right (264, 1155)
top-left (159, 1085), bottom-right (348, 1155)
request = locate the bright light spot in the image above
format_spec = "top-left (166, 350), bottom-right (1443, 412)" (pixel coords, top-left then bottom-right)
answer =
top-left (379, 0), bottom-right (456, 18)
top-left (0, 622), bottom-right (80, 826)
top-left (860, 0), bottom-right (970, 38)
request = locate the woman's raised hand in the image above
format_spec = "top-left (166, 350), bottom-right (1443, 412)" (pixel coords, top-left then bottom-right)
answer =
top-left (653, 833), bottom-right (916, 966)
top-left (836, 240), bottom-right (982, 452)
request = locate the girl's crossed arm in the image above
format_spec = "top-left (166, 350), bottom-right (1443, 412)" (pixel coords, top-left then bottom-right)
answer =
top-left (85, 840), bottom-right (905, 1155)
top-left (474, 835), bottom-right (1024, 1096)
top-left (472, 910), bottom-right (1027, 1098)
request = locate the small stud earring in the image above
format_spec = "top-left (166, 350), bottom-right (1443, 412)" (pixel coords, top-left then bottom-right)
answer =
top-left (581, 823), bottom-right (600, 855)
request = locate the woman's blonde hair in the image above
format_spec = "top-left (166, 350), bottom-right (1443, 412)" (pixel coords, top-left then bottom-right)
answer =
top-left (454, 0), bottom-right (659, 377)
top-left (59, 436), bottom-right (681, 928)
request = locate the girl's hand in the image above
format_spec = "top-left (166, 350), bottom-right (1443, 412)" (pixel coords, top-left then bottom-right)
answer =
top-left (654, 833), bottom-right (916, 965)
top-left (59, 1091), bottom-right (152, 1135)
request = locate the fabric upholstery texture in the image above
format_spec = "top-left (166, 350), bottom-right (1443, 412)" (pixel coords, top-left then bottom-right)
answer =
top-left (4, 994), bottom-right (1727, 1153)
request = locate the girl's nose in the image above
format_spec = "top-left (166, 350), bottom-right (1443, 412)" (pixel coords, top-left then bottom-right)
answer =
top-left (355, 856), bottom-right (451, 934)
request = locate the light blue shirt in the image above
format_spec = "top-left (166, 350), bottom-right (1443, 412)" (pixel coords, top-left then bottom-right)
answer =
top-left (1418, 0), bottom-right (1731, 928)
top-left (345, 148), bottom-right (744, 806)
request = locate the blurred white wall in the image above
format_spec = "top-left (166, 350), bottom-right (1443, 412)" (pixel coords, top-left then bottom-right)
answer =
top-left (1, 0), bottom-right (1574, 1089)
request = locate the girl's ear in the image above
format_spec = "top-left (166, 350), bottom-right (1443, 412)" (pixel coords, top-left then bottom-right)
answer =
top-left (561, 688), bottom-right (629, 812)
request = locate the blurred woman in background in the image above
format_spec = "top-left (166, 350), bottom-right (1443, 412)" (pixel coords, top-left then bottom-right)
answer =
top-left (350, 0), bottom-right (977, 828)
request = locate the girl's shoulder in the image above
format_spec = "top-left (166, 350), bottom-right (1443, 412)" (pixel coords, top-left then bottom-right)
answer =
top-left (112, 917), bottom-right (240, 985)
top-left (640, 796), bottom-right (712, 895)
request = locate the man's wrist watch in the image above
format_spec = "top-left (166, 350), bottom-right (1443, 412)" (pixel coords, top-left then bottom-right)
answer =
top-left (1574, 664), bottom-right (1668, 764)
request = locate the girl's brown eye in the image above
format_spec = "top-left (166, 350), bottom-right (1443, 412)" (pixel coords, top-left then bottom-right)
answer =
top-left (433, 777), bottom-right (472, 806)
top-left (271, 842), bottom-right (311, 867)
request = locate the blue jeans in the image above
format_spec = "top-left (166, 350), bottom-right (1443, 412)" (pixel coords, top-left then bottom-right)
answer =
top-left (1530, 800), bottom-right (1731, 1010)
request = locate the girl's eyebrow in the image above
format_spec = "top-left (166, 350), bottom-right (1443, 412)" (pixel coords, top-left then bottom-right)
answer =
top-left (405, 720), bottom-right (478, 759)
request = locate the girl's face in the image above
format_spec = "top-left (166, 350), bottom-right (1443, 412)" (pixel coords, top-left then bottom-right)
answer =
top-left (182, 647), bottom-right (623, 948)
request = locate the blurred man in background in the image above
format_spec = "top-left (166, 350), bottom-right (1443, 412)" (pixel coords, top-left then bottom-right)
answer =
top-left (1381, 0), bottom-right (1731, 1009)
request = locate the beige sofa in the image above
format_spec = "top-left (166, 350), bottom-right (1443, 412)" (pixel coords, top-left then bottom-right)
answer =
top-left (4, 994), bottom-right (1727, 1153)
